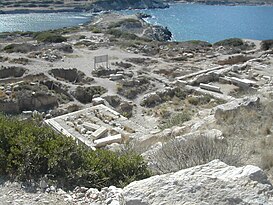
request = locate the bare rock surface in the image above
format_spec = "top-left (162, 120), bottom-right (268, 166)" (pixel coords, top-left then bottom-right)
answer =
top-left (1, 160), bottom-right (273, 204)
top-left (123, 160), bottom-right (273, 205)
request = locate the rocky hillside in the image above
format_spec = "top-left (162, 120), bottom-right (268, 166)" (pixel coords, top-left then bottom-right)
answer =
top-left (1, 160), bottom-right (273, 204)
top-left (86, 0), bottom-right (168, 12)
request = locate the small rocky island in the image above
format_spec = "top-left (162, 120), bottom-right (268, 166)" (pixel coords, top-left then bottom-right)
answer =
top-left (1, 2), bottom-right (273, 204)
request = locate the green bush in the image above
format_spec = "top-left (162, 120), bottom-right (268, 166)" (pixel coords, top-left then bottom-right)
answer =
top-left (186, 40), bottom-right (212, 47)
top-left (187, 95), bottom-right (212, 106)
top-left (160, 112), bottom-right (191, 129)
top-left (73, 86), bottom-right (106, 104)
top-left (3, 43), bottom-right (37, 53)
top-left (0, 115), bottom-right (150, 190)
top-left (187, 96), bottom-right (199, 105)
top-left (90, 26), bottom-right (102, 33)
top-left (34, 32), bottom-right (67, 43)
top-left (106, 29), bottom-right (139, 40)
top-left (107, 18), bottom-right (141, 29)
top-left (214, 38), bottom-right (244, 47)
top-left (261, 40), bottom-right (273, 51)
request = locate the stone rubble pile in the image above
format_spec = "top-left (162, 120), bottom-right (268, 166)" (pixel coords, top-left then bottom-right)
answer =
top-left (63, 186), bottom-right (124, 205)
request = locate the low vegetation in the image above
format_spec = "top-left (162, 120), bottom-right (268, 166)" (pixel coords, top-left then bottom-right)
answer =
top-left (218, 55), bottom-right (252, 65)
top-left (159, 112), bottom-right (191, 130)
top-left (106, 29), bottom-right (140, 40)
top-left (0, 115), bottom-right (150, 190)
top-left (117, 77), bottom-right (151, 99)
top-left (217, 101), bottom-right (273, 174)
top-left (261, 40), bottom-right (273, 51)
top-left (107, 18), bottom-right (141, 29)
top-left (34, 32), bottom-right (67, 43)
top-left (187, 95), bottom-right (213, 106)
top-left (148, 135), bottom-right (242, 174)
top-left (3, 43), bottom-right (37, 53)
top-left (214, 38), bottom-right (244, 47)
top-left (73, 86), bottom-right (106, 103)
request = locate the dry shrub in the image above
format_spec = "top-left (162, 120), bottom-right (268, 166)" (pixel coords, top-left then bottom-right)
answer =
top-left (159, 111), bottom-right (191, 130)
top-left (260, 135), bottom-right (273, 171)
top-left (219, 100), bottom-right (273, 171)
top-left (218, 55), bottom-right (252, 65)
top-left (0, 91), bottom-right (6, 99)
top-left (148, 135), bottom-right (242, 174)
top-left (261, 40), bottom-right (273, 51)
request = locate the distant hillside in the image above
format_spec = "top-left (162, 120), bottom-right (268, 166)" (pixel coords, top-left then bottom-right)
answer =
top-left (78, 0), bottom-right (168, 11)
top-left (1, 0), bottom-right (272, 14)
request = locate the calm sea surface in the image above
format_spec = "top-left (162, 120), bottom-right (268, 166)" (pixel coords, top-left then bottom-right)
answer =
top-left (122, 3), bottom-right (273, 42)
top-left (0, 12), bottom-right (92, 32)
top-left (1, 4), bottom-right (273, 42)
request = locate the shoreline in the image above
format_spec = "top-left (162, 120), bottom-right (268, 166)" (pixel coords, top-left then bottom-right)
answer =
top-left (0, 8), bottom-right (85, 15)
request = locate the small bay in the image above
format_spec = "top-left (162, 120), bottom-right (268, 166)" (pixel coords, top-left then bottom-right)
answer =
top-left (0, 12), bottom-right (92, 32)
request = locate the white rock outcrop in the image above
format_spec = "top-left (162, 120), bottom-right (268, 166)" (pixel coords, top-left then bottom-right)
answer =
top-left (123, 160), bottom-right (273, 205)
top-left (214, 96), bottom-right (260, 121)
top-left (1, 160), bottom-right (273, 205)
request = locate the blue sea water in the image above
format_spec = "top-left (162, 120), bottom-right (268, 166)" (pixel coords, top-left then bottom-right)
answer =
top-left (1, 4), bottom-right (273, 43)
top-left (0, 12), bottom-right (92, 32)
top-left (122, 3), bottom-right (273, 42)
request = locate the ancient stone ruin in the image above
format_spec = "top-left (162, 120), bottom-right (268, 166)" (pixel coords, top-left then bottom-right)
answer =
top-left (45, 104), bottom-right (150, 149)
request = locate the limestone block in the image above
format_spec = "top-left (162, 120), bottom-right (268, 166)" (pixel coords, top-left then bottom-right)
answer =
top-left (230, 77), bottom-right (257, 88)
top-left (92, 97), bottom-right (105, 105)
top-left (94, 134), bottom-right (122, 148)
top-left (200, 83), bottom-right (221, 93)
top-left (110, 74), bottom-right (123, 81)
top-left (83, 122), bottom-right (100, 131)
top-left (92, 126), bottom-right (108, 139)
